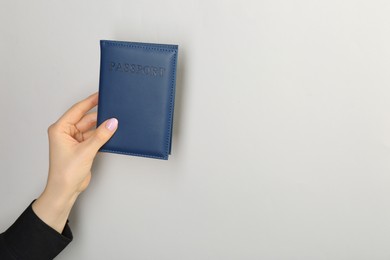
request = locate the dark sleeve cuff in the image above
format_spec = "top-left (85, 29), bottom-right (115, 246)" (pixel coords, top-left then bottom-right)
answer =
top-left (3, 200), bottom-right (73, 260)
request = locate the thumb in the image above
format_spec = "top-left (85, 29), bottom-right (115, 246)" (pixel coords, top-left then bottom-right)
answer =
top-left (84, 118), bottom-right (118, 153)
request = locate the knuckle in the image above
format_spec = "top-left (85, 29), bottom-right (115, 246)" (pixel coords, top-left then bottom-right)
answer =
top-left (94, 131), bottom-right (107, 143)
top-left (47, 123), bottom-right (58, 135)
top-left (72, 104), bottom-right (83, 114)
top-left (74, 101), bottom-right (83, 108)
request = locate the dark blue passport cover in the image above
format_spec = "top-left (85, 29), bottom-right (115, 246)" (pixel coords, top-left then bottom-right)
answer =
top-left (97, 40), bottom-right (178, 160)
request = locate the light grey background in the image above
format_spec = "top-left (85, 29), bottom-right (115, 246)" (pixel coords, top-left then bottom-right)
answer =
top-left (1, 0), bottom-right (390, 259)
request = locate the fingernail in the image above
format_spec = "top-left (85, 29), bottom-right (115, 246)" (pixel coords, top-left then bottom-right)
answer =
top-left (105, 118), bottom-right (118, 131)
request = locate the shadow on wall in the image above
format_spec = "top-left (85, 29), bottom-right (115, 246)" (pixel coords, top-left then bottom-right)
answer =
top-left (172, 43), bottom-right (186, 152)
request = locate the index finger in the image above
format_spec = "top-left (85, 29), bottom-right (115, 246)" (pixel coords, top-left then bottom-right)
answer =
top-left (57, 92), bottom-right (99, 125)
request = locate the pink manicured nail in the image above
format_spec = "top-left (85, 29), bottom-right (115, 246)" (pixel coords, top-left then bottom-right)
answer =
top-left (105, 118), bottom-right (118, 131)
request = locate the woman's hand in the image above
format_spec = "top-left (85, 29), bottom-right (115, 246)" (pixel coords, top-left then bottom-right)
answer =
top-left (32, 92), bottom-right (118, 233)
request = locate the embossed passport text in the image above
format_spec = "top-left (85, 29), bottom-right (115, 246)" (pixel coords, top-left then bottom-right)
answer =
top-left (97, 40), bottom-right (179, 160)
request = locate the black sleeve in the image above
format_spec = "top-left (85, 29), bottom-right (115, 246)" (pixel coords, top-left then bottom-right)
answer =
top-left (0, 200), bottom-right (73, 260)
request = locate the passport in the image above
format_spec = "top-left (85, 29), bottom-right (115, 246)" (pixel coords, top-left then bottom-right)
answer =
top-left (97, 40), bottom-right (179, 160)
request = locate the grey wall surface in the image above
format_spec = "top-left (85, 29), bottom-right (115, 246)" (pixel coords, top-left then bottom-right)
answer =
top-left (1, 0), bottom-right (390, 259)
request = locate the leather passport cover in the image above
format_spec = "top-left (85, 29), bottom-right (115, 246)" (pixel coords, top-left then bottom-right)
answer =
top-left (97, 40), bottom-right (179, 160)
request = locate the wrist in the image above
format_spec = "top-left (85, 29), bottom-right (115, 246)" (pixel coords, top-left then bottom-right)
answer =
top-left (32, 187), bottom-right (79, 233)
